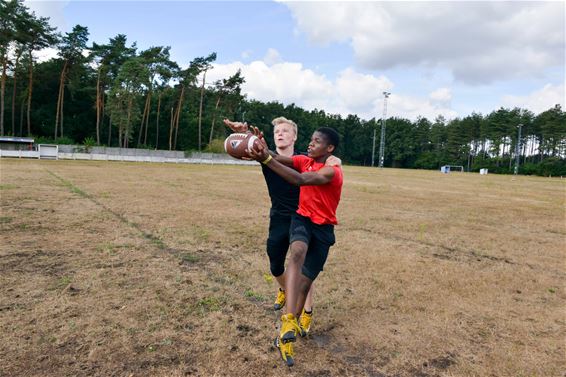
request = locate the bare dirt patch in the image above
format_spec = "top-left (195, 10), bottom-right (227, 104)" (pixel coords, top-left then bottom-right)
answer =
top-left (1, 159), bottom-right (564, 376)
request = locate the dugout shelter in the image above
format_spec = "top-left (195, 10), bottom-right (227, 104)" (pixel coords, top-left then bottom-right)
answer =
top-left (0, 136), bottom-right (34, 151)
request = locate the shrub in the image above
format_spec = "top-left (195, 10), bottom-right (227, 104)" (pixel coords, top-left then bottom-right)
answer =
top-left (83, 137), bottom-right (96, 153)
top-left (520, 163), bottom-right (539, 175)
top-left (537, 157), bottom-right (566, 177)
top-left (204, 138), bottom-right (226, 154)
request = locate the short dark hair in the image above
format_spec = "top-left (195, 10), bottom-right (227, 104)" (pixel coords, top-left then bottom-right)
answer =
top-left (316, 127), bottom-right (340, 150)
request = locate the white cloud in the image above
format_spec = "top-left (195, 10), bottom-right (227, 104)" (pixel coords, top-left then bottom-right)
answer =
top-left (34, 47), bottom-right (58, 63)
top-left (208, 60), bottom-right (334, 111)
top-left (263, 48), bottom-right (283, 66)
top-left (335, 68), bottom-right (393, 112)
top-left (283, 1), bottom-right (565, 84)
top-left (429, 87), bottom-right (452, 104)
top-left (24, 0), bottom-right (69, 32)
top-left (208, 59), bottom-right (457, 121)
top-left (389, 93), bottom-right (457, 122)
top-left (241, 50), bottom-right (252, 60)
top-left (501, 83), bottom-right (565, 114)
top-left (33, 47), bottom-right (91, 64)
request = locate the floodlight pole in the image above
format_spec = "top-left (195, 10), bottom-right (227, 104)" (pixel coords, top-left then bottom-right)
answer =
top-left (514, 123), bottom-right (523, 175)
top-left (378, 91), bottom-right (391, 168)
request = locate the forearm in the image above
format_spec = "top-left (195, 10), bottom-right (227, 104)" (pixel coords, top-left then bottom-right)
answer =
top-left (270, 151), bottom-right (294, 167)
top-left (263, 158), bottom-right (304, 186)
top-left (263, 158), bottom-right (332, 186)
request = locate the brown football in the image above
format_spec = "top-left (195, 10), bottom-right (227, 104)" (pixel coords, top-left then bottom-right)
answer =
top-left (224, 133), bottom-right (261, 159)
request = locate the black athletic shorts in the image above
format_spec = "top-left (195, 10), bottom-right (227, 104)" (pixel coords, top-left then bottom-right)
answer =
top-left (289, 213), bottom-right (335, 281)
top-left (266, 214), bottom-right (292, 277)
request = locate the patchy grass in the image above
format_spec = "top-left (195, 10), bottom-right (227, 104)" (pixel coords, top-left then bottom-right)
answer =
top-left (244, 288), bottom-right (266, 302)
top-left (196, 296), bottom-right (224, 313)
top-left (96, 242), bottom-right (116, 255)
top-left (0, 216), bottom-right (13, 224)
top-left (54, 276), bottom-right (72, 290)
top-left (180, 253), bottom-right (199, 263)
top-left (0, 159), bottom-right (564, 377)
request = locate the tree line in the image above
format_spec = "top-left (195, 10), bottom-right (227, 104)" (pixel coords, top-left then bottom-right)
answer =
top-left (1, 0), bottom-right (564, 176)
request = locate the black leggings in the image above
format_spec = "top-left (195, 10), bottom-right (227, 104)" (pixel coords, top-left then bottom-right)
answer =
top-left (266, 215), bottom-right (292, 277)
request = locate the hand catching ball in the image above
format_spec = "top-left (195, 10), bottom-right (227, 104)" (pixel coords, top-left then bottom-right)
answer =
top-left (224, 133), bottom-right (261, 160)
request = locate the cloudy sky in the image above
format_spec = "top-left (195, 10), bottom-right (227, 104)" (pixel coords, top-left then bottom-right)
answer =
top-left (27, 0), bottom-right (565, 121)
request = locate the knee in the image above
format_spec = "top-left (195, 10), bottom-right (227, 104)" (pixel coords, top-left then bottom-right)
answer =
top-left (288, 251), bottom-right (301, 264)
top-left (289, 245), bottom-right (307, 264)
top-left (267, 245), bottom-right (286, 277)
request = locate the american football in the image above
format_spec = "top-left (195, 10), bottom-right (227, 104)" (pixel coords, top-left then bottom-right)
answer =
top-left (224, 133), bottom-right (261, 159)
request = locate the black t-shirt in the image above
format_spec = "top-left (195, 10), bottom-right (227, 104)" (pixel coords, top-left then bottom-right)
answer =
top-left (261, 152), bottom-right (301, 217)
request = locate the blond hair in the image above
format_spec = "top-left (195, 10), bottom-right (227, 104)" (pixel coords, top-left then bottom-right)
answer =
top-left (271, 116), bottom-right (298, 135)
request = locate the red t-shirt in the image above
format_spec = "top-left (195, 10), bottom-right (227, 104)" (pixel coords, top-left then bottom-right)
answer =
top-left (292, 155), bottom-right (343, 225)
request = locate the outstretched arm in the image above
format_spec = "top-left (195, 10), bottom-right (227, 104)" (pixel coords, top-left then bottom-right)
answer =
top-left (245, 126), bottom-right (341, 168)
top-left (271, 151), bottom-right (294, 167)
top-left (223, 119), bottom-right (249, 133)
top-left (248, 143), bottom-right (335, 186)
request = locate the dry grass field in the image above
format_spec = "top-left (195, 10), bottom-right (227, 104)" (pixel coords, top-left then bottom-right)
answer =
top-left (0, 158), bottom-right (564, 377)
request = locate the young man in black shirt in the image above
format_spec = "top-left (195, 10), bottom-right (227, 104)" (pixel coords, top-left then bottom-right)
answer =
top-left (224, 117), bottom-right (340, 337)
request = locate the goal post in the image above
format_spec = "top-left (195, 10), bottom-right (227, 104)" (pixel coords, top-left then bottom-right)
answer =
top-left (38, 144), bottom-right (58, 160)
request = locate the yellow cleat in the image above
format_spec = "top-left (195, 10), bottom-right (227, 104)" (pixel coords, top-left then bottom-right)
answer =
top-left (299, 309), bottom-right (312, 337)
top-left (273, 288), bottom-right (286, 311)
top-left (280, 313), bottom-right (300, 344)
top-left (274, 336), bottom-right (294, 367)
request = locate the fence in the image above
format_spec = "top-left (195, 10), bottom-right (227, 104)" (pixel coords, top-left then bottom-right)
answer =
top-left (0, 145), bottom-right (257, 166)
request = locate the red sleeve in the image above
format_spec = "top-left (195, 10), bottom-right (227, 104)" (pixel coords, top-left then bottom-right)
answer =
top-left (292, 155), bottom-right (309, 172)
top-left (331, 166), bottom-right (343, 185)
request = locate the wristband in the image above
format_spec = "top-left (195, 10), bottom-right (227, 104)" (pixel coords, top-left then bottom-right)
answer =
top-left (261, 155), bottom-right (273, 165)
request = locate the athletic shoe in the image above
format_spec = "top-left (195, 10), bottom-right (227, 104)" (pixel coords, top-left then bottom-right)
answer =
top-left (274, 336), bottom-right (294, 367)
top-left (299, 309), bottom-right (312, 337)
top-left (273, 288), bottom-right (286, 311)
top-left (280, 313), bottom-right (300, 344)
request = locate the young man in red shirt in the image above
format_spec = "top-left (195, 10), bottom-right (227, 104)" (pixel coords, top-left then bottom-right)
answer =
top-left (249, 127), bottom-right (343, 367)
top-left (224, 118), bottom-right (340, 335)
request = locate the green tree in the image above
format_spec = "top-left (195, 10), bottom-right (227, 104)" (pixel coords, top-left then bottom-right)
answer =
top-left (348, 116), bottom-right (374, 165)
top-left (23, 12), bottom-right (57, 135)
top-left (54, 24), bottom-right (89, 139)
top-left (170, 55), bottom-right (214, 150)
top-left (535, 104), bottom-right (566, 159)
top-left (107, 57), bottom-right (149, 147)
top-left (430, 116), bottom-right (448, 167)
top-left (385, 117), bottom-right (417, 167)
top-left (459, 112), bottom-right (483, 170)
top-left (91, 34), bottom-right (136, 145)
top-left (136, 46), bottom-right (178, 147)
top-left (208, 69), bottom-right (245, 144)
top-left (195, 52), bottom-right (216, 151)
top-left (0, 0), bottom-right (29, 134)
top-left (412, 117), bottom-right (436, 169)
top-left (9, 39), bottom-right (25, 135)
top-left (507, 108), bottom-right (534, 170)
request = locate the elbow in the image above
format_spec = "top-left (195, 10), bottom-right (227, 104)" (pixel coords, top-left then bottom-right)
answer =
top-left (294, 175), bottom-right (306, 186)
